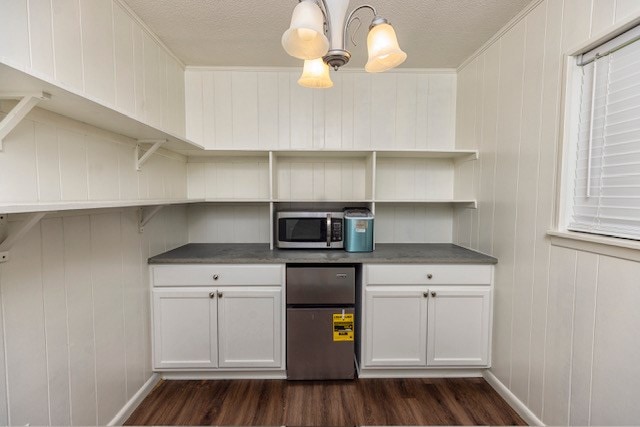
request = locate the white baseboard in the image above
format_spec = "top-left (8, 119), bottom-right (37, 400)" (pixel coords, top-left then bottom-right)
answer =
top-left (161, 370), bottom-right (287, 380)
top-left (358, 368), bottom-right (484, 378)
top-left (482, 370), bottom-right (545, 426)
top-left (108, 373), bottom-right (161, 426)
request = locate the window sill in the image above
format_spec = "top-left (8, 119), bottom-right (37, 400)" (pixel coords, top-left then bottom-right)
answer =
top-left (547, 230), bottom-right (640, 262)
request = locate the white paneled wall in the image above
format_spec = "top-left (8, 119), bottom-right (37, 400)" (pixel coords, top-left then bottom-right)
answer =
top-left (187, 157), bottom-right (270, 200)
top-left (375, 204), bottom-right (453, 243)
top-left (453, 0), bottom-right (640, 425)
top-left (188, 204), bottom-right (270, 243)
top-left (276, 157), bottom-right (368, 201)
top-left (0, 104), bottom-right (187, 204)
top-left (376, 158), bottom-right (454, 200)
top-left (185, 69), bottom-right (456, 150)
top-left (0, 0), bottom-right (185, 137)
top-left (0, 206), bottom-right (188, 426)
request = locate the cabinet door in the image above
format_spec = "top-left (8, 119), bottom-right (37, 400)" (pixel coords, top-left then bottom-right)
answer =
top-left (427, 287), bottom-right (491, 366)
top-left (153, 288), bottom-right (218, 369)
top-left (217, 287), bottom-right (282, 368)
top-left (364, 287), bottom-right (428, 367)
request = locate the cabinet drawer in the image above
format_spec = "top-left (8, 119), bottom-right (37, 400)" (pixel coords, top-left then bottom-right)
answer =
top-left (366, 264), bottom-right (491, 285)
top-left (153, 264), bottom-right (284, 287)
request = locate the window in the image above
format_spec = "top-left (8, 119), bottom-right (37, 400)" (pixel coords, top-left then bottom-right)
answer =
top-left (565, 25), bottom-right (640, 241)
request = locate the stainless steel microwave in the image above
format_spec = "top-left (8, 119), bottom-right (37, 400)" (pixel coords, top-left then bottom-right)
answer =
top-left (276, 211), bottom-right (344, 249)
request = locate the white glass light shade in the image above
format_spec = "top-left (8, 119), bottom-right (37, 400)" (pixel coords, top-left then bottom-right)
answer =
top-left (364, 23), bottom-right (407, 73)
top-left (282, 0), bottom-right (329, 60)
top-left (298, 58), bottom-right (334, 88)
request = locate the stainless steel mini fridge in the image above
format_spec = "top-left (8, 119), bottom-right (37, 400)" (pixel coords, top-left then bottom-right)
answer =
top-left (286, 266), bottom-right (355, 380)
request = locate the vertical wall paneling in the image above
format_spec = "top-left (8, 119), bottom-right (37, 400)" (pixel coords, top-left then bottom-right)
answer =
top-left (454, 0), bottom-right (640, 425)
top-left (427, 74), bottom-right (456, 148)
top-left (80, 0), bottom-right (116, 105)
top-left (132, 25), bottom-right (146, 121)
top-left (509, 2), bottom-right (547, 404)
top-left (64, 215), bottom-right (98, 426)
top-left (51, 0), bottom-right (84, 91)
top-left (0, 263), bottom-right (8, 426)
top-left (0, 0), bottom-right (30, 69)
top-left (543, 246), bottom-right (577, 426)
top-left (184, 71), bottom-right (204, 145)
top-left (188, 204), bottom-right (270, 243)
top-left (476, 43), bottom-right (501, 257)
top-left (489, 18), bottom-right (527, 387)
top-left (1, 221), bottom-right (49, 426)
top-left (258, 72), bottom-right (279, 149)
top-left (232, 72), bottom-right (259, 149)
top-left (90, 214), bottom-right (127, 425)
top-left (184, 70), bottom-right (457, 151)
top-left (40, 218), bottom-right (72, 426)
top-left (289, 75), bottom-right (313, 149)
top-left (589, 256), bottom-right (640, 425)
top-left (324, 73), bottom-right (342, 149)
top-left (615, 0), bottom-right (640, 21)
top-left (113, 3), bottom-right (136, 116)
top-left (395, 74), bottom-right (418, 149)
top-left (568, 251), bottom-right (598, 426)
top-left (352, 73), bottom-right (372, 149)
top-left (0, 118), bottom-right (39, 202)
top-left (370, 74), bottom-right (397, 149)
top-left (214, 72), bottom-right (233, 148)
top-left (341, 73), bottom-right (355, 149)
top-left (27, 0), bottom-right (54, 76)
top-left (0, 207), bottom-right (188, 426)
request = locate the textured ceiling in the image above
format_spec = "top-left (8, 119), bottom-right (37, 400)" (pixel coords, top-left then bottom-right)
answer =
top-left (122, 0), bottom-right (531, 68)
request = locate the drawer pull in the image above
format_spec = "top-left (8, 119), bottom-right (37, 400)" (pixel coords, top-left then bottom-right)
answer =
top-left (426, 274), bottom-right (433, 280)
top-left (431, 291), bottom-right (437, 297)
top-left (209, 292), bottom-right (216, 299)
top-left (423, 292), bottom-right (429, 298)
top-left (213, 274), bottom-right (219, 281)
top-left (217, 291), bottom-right (223, 298)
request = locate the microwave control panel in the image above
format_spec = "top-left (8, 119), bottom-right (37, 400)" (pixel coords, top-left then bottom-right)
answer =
top-left (332, 220), bottom-right (343, 241)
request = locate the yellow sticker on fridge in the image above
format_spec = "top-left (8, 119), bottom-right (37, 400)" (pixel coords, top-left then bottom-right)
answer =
top-left (332, 313), bottom-right (354, 341)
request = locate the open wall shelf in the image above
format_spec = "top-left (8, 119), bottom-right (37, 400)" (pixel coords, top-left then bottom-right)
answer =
top-left (0, 62), bottom-right (204, 155)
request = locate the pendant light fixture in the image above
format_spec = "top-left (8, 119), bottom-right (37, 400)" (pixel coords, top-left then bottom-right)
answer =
top-left (282, 0), bottom-right (407, 88)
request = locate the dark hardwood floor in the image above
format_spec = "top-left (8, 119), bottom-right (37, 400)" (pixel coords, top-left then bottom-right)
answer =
top-left (125, 378), bottom-right (526, 426)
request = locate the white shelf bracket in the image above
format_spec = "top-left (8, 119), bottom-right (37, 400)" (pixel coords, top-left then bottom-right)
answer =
top-left (0, 92), bottom-right (51, 151)
top-left (0, 212), bottom-right (46, 263)
top-left (137, 205), bottom-right (164, 233)
top-left (135, 139), bottom-right (166, 171)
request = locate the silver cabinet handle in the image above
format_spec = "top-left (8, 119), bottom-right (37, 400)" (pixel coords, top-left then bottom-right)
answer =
top-left (213, 274), bottom-right (219, 281)
top-left (209, 292), bottom-right (216, 299)
top-left (427, 274), bottom-right (433, 280)
top-left (217, 291), bottom-right (223, 298)
top-left (431, 291), bottom-right (437, 297)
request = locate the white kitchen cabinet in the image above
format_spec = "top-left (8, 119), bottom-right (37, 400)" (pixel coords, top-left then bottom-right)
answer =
top-left (153, 288), bottom-right (218, 369)
top-left (151, 264), bottom-right (285, 371)
top-left (426, 287), bottom-right (491, 366)
top-left (361, 264), bottom-right (493, 372)
top-left (364, 287), bottom-right (428, 367)
top-left (218, 287), bottom-right (282, 368)
top-left (153, 286), bottom-right (283, 370)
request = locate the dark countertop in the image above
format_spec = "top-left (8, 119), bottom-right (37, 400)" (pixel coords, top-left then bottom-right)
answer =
top-left (148, 243), bottom-right (497, 265)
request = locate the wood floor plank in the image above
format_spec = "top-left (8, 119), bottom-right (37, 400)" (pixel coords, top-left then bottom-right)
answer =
top-left (125, 378), bottom-right (526, 426)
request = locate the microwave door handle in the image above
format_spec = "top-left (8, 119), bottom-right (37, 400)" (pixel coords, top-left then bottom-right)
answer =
top-left (326, 214), bottom-right (331, 247)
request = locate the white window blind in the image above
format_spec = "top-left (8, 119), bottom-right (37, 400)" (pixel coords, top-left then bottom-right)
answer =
top-left (569, 25), bottom-right (640, 240)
